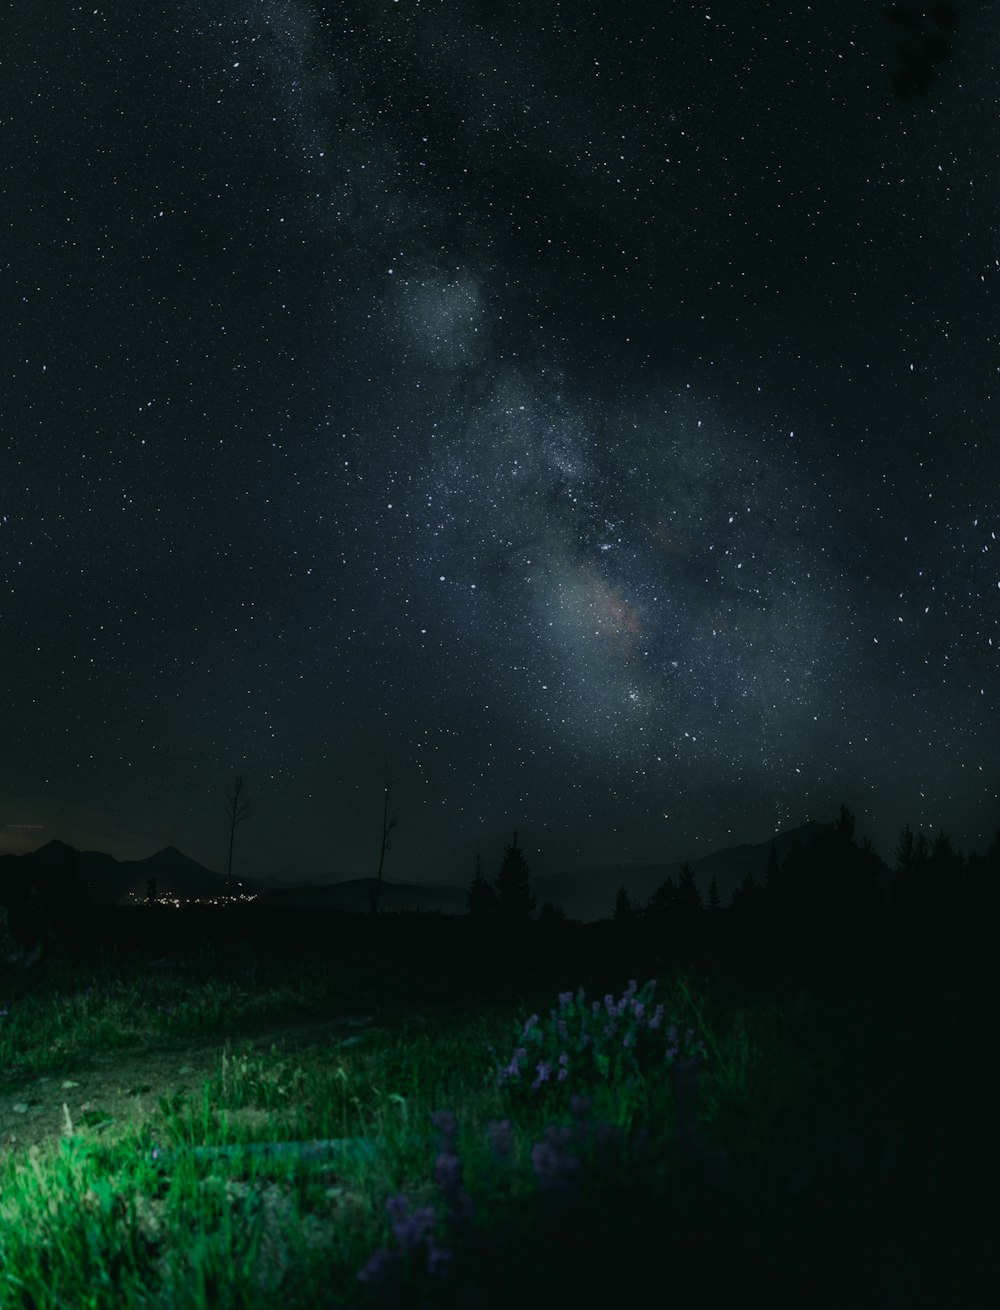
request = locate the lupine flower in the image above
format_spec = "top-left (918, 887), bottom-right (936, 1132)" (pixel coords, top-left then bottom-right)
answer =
top-left (429, 1109), bottom-right (458, 1142)
top-left (495, 979), bottom-right (708, 1097)
top-left (486, 1118), bottom-right (513, 1163)
top-left (425, 1241), bottom-right (453, 1278)
top-left (386, 1194), bottom-right (437, 1254)
top-left (569, 1093), bottom-right (591, 1121)
top-left (357, 1246), bottom-right (398, 1286)
top-left (532, 1060), bottom-right (552, 1088)
top-left (431, 1108), bottom-right (474, 1224)
top-left (531, 1125), bottom-right (580, 1193)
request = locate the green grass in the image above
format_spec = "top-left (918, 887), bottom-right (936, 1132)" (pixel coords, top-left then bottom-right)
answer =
top-left (0, 919), bottom-right (986, 1308)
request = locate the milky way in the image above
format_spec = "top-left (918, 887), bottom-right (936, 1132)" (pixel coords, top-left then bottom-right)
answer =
top-left (1, 1), bottom-right (997, 882)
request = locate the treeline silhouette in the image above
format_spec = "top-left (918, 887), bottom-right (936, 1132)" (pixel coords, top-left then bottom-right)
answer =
top-left (722, 806), bottom-right (997, 922)
top-left (468, 806), bottom-right (998, 926)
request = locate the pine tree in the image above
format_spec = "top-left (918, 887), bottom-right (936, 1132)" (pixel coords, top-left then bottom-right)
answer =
top-left (676, 861), bottom-right (703, 917)
top-left (645, 874), bottom-right (679, 919)
top-left (613, 884), bottom-right (634, 922)
top-left (729, 870), bottom-right (760, 919)
top-left (707, 875), bottom-right (721, 913)
top-left (893, 824), bottom-right (930, 914)
top-left (538, 900), bottom-right (568, 927)
top-left (494, 830), bottom-right (536, 925)
top-left (466, 853), bottom-right (497, 919)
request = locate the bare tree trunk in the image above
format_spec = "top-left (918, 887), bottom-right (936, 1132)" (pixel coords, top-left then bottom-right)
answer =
top-left (369, 784), bottom-right (398, 918)
top-left (225, 776), bottom-right (250, 902)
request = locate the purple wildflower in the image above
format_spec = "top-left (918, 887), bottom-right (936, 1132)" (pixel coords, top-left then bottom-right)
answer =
top-left (531, 1125), bottom-right (580, 1193)
top-left (386, 1194), bottom-right (437, 1254)
top-left (434, 1149), bottom-right (462, 1195)
top-left (557, 991), bottom-right (574, 1009)
top-left (486, 1118), bottom-right (513, 1163)
top-left (569, 1094), bottom-right (592, 1122)
top-left (532, 1060), bottom-right (553, 1089)
top-left (432, 1110), bottom-right (474, 1224)
top-left (430, 1109), bottom-right (458, 1143)
top-left (357, 1247), bottom-right (398, 1286)
top-left (426, 1241), bottom-right (453, 1278)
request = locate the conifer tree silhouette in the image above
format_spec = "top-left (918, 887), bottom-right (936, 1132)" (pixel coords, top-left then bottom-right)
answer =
top-left (772, 804), bottom-right (882, 918)
top-left (729, 870), bottom-right (762, 919)
top-left (613, 884), bottom-right (635, 922)
top-left (538, 900), bottom-right (567, 927)
top-left (675, 860), bottom-right (703, 917)
top-left (494, 830), bottom-right (535, 925)
top-left (893, 823), bottom-right (930, 914)
top-left (645, 873), bottom-right (680, 919)
top-left (707, 874), bottom-right (721, 913)
top-left (466, 853), bottom-right (497, 919)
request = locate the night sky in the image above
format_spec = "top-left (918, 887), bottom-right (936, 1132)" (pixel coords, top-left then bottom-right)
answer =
top-left (2, 1), bottom-right (997, 887)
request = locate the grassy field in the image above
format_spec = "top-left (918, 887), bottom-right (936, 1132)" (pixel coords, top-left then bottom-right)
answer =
top-left (0, 908), bottom-right (989, 1308)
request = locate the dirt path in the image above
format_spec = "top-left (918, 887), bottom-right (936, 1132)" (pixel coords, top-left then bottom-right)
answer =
top-left (0, 1012), bottom-right (378, 1159)
top-left (0, 995), bottom-right (494, 1159)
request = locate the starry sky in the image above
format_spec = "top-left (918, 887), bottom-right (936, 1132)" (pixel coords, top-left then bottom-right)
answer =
top-left (2, 1), bottom-right (997, 886)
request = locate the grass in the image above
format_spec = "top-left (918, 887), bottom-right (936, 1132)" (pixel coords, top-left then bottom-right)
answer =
top-left (0, 911), bottom-right (989, 1308)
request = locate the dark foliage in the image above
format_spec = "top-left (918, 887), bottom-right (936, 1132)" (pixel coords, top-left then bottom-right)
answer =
top-left (466, 854), bottom-right (497, 919)
top-left (644, 874), bottom-right (679, 920)
top-left (494, 830), bottom-right (536, 925)
top-left (612, 884), bottom-right (634, 923)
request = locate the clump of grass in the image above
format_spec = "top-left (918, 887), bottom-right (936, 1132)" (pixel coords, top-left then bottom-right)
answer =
top-left (0, 939), bottom-right (954, 1309)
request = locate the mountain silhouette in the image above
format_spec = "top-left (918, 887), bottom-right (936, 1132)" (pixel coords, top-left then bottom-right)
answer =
top-left (530, 821), bottom-right (829, 921)
top-left (0, 818), bottom-right (870, 919)
top-left (0, 842), bottom-right (239, 905)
